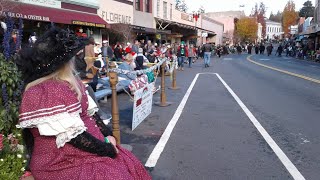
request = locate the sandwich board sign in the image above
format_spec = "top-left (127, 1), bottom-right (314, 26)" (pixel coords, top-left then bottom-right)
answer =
top-left (132, 83), bottom-right (153, 130)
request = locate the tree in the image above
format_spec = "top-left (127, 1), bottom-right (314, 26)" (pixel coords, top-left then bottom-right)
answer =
top-left (251, 2), bottom-right (267, 39)
top-left (269, 11), bottom-right (283, 22)
top-left (235, 17), bottom-right (258, 42)
top-left (198, 6), bottom-right (205, 13)
top-left (299, 0), bottom-right (315, 18)
top-left (110, 24), bottom-right (133, 43)
top-left (175, 0), bottom-right (188, 13)
top-left (282, 0), bottom-right (299, 35)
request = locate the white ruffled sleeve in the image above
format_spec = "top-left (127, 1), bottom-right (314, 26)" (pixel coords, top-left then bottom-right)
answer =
top-left (18, 82), bottom-right (88, 148)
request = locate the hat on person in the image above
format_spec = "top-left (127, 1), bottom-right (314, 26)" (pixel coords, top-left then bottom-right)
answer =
top-left (167, 45), bottom-right (171, 48)
top-left (102, 40), bottom-right (108, 44)
top-left (95, 42), bottom-right (101, 45)
top-left (154, 43), bottom-right (158, 47)
top-left (15, 27), bottom-right (89, 84)
top-left (181, 41), bottom-right (185, 45)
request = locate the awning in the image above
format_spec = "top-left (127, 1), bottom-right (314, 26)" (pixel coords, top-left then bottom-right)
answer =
top-left (6, 3), bottom-right (109, 28)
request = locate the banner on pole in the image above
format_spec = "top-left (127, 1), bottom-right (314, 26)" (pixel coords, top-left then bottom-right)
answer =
top-left (132, 83), bottom-right (153, 130)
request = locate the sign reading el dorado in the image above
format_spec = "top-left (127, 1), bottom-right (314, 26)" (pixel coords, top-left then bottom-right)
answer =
top-left (132, 83), bottom-right (153, 130)
top-left (72, 20), bottom-right (106, 28)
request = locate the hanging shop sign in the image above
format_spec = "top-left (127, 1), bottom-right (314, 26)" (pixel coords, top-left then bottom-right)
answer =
top-left (202, 32), bottom-right (208, 37)
top-left (17, 0), bottom-right (61, 9)
top-left (181, 13), bottom-right (193, 22)
top-left (0, 11), bottom-right (50, 21)
top-left (132, 83), bottom-right (153, 130)
top-left (72, 20), bottom-right (106, 28)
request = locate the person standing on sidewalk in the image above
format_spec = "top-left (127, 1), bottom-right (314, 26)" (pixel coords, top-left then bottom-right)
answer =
top-left (267, 44), bottom-right (273, 56)
top-left (202, 41), bottom-right (212, 67)
top-left (187, 44), bottom-right (195, 68)
top-left (177, 41), bottom-right (188, 71)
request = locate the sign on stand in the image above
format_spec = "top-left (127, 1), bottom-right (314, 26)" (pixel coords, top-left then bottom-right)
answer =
top-left (132, 83), bottom-right (153, 130)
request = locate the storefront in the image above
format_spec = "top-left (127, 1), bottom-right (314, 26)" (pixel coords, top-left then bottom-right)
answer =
top-left (98, 0), bottom-right (133, 44)
top-left (1, 2), bottom-right (109, 47)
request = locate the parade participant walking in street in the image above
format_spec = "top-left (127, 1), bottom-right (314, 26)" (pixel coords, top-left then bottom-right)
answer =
top-left (255, 44), bottom-right (259, 54)
top-left (247, 43), bottom-right (253, 54)
top-left (277, 44), bottom-right (283, 56)
top-left (260, 43), bottom-right (265, 54)
top-left (177, 41), bottom-right (188, 70)
top-left (187, 44), bottom-right (195, 68)
top-left (15, 27), bottom-right (151, 180)
top-left (202, 41), bottom-right (212, 67)
top-left (267, 44), bottom-right (273, 56)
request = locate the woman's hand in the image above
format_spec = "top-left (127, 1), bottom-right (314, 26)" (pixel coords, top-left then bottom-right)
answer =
top-left (107, 136), bottom-right (119, 153)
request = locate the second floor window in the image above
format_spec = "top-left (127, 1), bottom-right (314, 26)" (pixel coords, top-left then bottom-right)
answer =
top-left (170, 3), bottom-right (172, 20)
top-left (157, 0), bottom-right (160, 17)
top-left (163, 1), bottom-right (167, 19)
top-left (145, 0), bottom-right (151, 13)
top-left (136, 0), bottom-right (141, 11)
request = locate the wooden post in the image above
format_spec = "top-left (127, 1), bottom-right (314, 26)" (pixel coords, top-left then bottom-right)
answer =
top-left (168, 64), bottom-right (180, 90)
top-left (155, 61), bottom-right (172, 107)
top-left (109, 62), bottom-right (121, 145)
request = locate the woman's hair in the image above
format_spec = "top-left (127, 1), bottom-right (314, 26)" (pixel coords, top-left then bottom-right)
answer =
top-left (125, 53), bottom-right (133, 62)
top-left (25, 57), bottom-right (82, 100)
top-left (88, 37), bottom-right (95, 45)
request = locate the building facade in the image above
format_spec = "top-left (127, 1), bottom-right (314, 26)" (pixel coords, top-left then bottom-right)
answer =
top-left (205, 11), bottom-right (245, 45)
top-left (265, 19), bottom-right (283, 40)
top-left (0, 0), bottom-right (108, 46)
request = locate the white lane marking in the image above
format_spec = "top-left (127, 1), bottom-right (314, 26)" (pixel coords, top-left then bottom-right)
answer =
top-left (223, 58), bottom-right (233, 60)
top-left (145, 74), bottom-right (200, 168)
top-left (215, 73), bottom-right (305, 180)
top-left (259, 59), bottom-right (270, 61)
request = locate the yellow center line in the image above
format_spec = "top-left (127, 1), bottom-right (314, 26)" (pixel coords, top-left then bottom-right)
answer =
top-left (247, 55), bottom-right (320, 84)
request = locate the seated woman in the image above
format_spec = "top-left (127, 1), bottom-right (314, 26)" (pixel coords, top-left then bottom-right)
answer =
top-left (117, 53), bottom-right (137, 88)
top-left (15, 27), bottom-right (151, 180)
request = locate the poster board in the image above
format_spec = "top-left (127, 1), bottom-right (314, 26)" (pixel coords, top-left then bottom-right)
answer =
top-left (132, 83), bottom-right (153, 130)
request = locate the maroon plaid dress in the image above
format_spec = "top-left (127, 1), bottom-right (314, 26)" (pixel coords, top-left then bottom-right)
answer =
top-left (18, 80), bottom-right (151, 180)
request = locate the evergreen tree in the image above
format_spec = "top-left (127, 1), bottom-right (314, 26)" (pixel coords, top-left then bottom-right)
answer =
top-left (175, 0), bottom-right (188, 13)
top-left (269, 11), bottom-right (283, 22)
top-left (251, 2), bottom-right (267, 38)
top-left (299, 0), bottom-right (315, 18)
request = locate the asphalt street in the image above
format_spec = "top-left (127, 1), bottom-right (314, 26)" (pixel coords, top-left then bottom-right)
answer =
top-left (100, 53), bottom-right (320, 180)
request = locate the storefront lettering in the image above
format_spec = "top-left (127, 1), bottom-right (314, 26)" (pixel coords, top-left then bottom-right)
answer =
top-left (101, 11), bottom-right (132, 24)
top-left (0, 11), bottom-right (50, 21)
top-left (72, 20), bottom-right (106, 28)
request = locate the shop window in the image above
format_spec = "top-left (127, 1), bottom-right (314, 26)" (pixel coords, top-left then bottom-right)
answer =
top-left (136, 0), bottom-right (141, 11)
top-left (163, 1), bottom-right (167, 19)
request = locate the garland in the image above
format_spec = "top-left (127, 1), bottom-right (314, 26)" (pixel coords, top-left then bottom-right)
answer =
top-left (108, 57), bottom-right (167, 75)
top-left (15, 18), bottom-right (23, 51)
top-left (2, 16), bottom-right (14, 60)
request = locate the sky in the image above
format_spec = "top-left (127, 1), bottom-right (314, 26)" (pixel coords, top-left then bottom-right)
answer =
top-left (185, 0), bottom-right (311, 17)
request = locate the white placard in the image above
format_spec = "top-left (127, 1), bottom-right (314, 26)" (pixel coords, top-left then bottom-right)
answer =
top-left (202, 32), bottom-right (208, 37)
top-left (18, 0), bottom-right (61, 9)
top-left (132, 83), bottom-right (153, 130)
